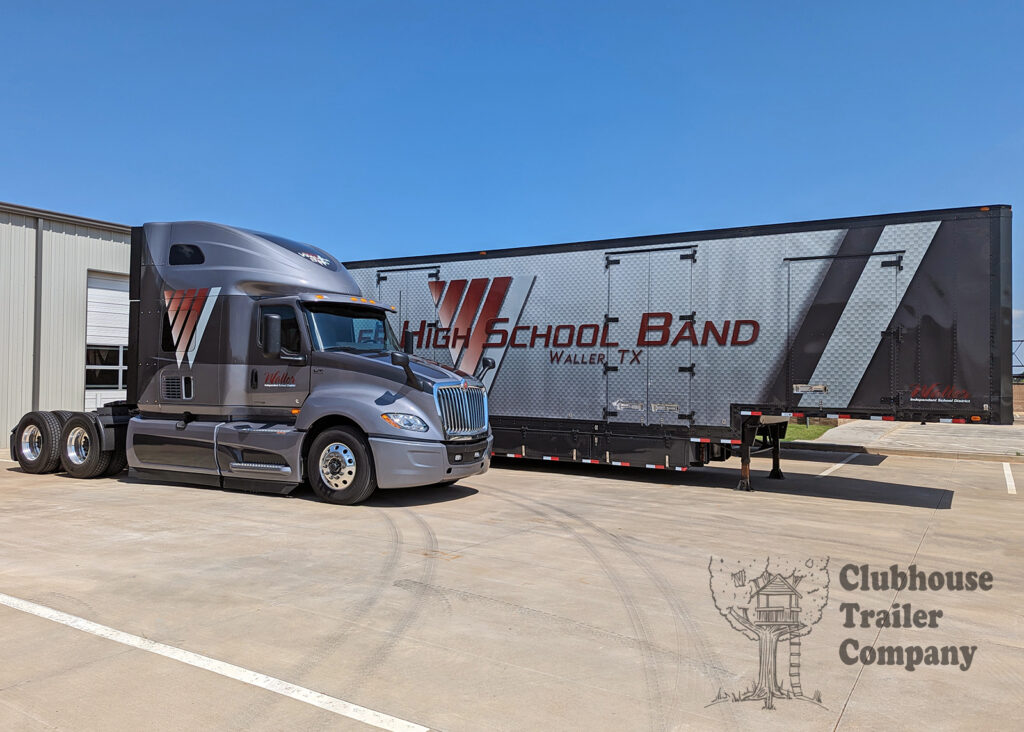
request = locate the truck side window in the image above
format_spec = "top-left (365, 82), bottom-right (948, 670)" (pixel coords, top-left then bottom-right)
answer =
top-left (169, 244), bottom-right (205, 265)
top-left (260, 305), bottom-right (302, 354)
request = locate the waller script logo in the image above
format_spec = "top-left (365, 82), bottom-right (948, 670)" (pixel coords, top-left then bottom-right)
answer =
top-left (708, 556), bottom-right (830, 711)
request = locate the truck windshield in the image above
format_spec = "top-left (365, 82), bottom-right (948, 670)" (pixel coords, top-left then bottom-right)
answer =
top-left (303, 304), bottom-right (400, 353)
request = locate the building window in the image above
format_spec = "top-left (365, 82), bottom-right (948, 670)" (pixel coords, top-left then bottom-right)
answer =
top-left (86, 345), bottom-right (127, 390)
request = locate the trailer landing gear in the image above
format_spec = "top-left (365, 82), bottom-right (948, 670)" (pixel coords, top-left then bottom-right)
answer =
top-left (735, 420), bottom-right (759, 492)
top-left (768, 425), bottom-right (784, 480)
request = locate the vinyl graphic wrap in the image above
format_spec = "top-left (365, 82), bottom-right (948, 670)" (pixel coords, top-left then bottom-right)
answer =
top-left (163, 287), bottom-right (221, 367)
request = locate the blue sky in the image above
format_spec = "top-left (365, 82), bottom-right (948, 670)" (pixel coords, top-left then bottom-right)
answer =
top-left (2, 1), bottom-right (1021, 341)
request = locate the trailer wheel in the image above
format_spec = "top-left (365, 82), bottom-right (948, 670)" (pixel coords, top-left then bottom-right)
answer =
top-left (307, 427), bottom-right (377, 505)
top-left (14, 411), bottom-right (63, 474)
top-left (59, 414), bottom-right (112, 479)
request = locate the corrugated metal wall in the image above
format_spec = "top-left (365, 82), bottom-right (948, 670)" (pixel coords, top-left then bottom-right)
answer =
top-left (0, 205), bottom-right (130, 435)
top-left (0, 213), bottom-right (36, 435)
top-left (37, 221), bottom-right (130, 413)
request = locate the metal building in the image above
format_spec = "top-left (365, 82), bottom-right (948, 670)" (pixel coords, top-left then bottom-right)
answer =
top-left (0, 202), bottom-right (130, 435)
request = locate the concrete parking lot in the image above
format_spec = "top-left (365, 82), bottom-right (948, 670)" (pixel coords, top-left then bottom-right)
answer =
top-left (0, 450), bottom-right (1021, 731)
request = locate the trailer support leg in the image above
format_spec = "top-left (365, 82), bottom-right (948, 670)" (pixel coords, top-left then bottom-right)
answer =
top-left (735, 420), bottom-right (757, 492)
top-left (768, 425), bottom-right (784, 480)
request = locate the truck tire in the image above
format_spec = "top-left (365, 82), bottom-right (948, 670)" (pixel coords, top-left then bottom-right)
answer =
top-left (307, 427), bottom-right (377, 505)
top-left (104, 449), bottom-right (128, 476)
top-left (13, 411), bottom-right (63, 474)
top-left (52, 410), bottom-right (75, 425)
top-left (59, 414), bottom-right (112, 479)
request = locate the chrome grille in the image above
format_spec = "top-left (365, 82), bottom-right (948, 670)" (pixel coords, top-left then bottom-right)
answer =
top-left (435, 382), bottom-right (487, 436)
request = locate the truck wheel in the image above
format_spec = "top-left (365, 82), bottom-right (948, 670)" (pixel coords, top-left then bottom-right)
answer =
top-left (104, 449), bottom-right (128, 476)
top-left (14, 411), bottom-right (63, 474)
top-left (52, 410), bottom-right (75, 425)
top-left (59, 414), bottom-right (112, 478)
top-left (307, 427), bottom-right (377, 505)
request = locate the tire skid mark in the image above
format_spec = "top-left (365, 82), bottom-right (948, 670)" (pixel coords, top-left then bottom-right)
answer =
top-left (345, 506), bottom-right (439, 697)
top-left (235, 508), bottom-right (402, 730)
top-left (393, 578), bottom-right (729, 675)
top-left (541, 503), bottom-right (737, 729)
top-left (488, 489), bottom-right (667, 732)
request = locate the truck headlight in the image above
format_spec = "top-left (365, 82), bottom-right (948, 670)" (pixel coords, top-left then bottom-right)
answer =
top-left (381, 413), bottom-right (429, 432)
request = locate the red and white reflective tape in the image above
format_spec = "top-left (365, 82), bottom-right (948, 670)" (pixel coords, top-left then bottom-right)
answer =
top-left (780, 412), bottom-right (804, 418)
top-left (505, 453), bottom-right (523, 458)
top-left (541, 456), bottom-right (559, 461)
top-left (611, 461), bottom-right (631, 467)
top-left (740, 410), bottom-right (762, 416)
top-left (869, 416), bottom-right (883, 421)
top-left (940, 418), bottom-right (967, 424)
top-left (720, 439), bottom-right (741, 445)
top-left (644, 464), bottom-right (666, 470)
top-left (881, 416), bottom-right (895, 421)
top-left (581, 459), bottom-right (600, 464)
top-left (690, 437), bottom-right (711, 443)
top-left (674, 466), bottom-right (688, 472)
top-left (827, 413), bottom-right (852, 419)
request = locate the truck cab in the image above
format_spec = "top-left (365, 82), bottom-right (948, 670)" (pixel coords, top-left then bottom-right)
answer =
top-left (12, 221), bottom-right (491, 504)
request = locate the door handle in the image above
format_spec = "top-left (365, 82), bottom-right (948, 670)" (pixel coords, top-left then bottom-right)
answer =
top-left (250, 369), bottom-right (257, 389)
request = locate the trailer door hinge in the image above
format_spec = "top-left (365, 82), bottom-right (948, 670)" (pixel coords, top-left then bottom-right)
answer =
top-left (376, 273), bottom-right (388, 284)
top-left (881, 255), bottom-right (903, 271)
top-left (605, 257), bottom-right (620, 268)
top-left (677, 411), bottom-right (695, 421)
top-left (680, 311), bottom-right (696, 322)
top-left (428, 270), bottom-right (440, 279)
top-left (680, 250), bottom-right (696, 262)
top-left (678, 363), bottom-right (695, 375)
top-left (604, 364), bottom-right (619, 374)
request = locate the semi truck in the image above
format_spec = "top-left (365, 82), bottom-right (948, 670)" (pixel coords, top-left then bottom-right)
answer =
top-left (10, 222), bottom-right (492, 504)
top-left (345, 205), bottom-right (1013, 490)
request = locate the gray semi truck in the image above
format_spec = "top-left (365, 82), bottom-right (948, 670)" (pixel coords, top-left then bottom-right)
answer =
top-left (10, 222), bottom-right (492, 504)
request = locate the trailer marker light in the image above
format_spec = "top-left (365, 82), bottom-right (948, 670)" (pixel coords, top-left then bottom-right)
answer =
top-left (315, 294), bottom-right (326, 300)
top-left (290, 409), bottom-right (300, 415)
top-left (980, 206), bottom-right (990, 211)
top-left (970, 415), bottom-right (981, 422)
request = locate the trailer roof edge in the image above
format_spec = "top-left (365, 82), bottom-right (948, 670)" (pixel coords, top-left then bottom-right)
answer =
top-left (344, 204), bottom-right (1010, 268)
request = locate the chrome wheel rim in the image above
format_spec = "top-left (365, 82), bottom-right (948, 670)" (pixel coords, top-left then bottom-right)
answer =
top-left (319, 442), bottom-right (357, 490)
top-left (20, 425), bottom-right (42, 461)
top-left (66, 426), bottom-right (90, 466)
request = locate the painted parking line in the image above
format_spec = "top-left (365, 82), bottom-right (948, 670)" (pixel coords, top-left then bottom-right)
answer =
top-left (0, 592), bottom-right (428, 732)
top-left (1004, 463), bottom-right (1017, 495)
top-left (817, 453), bottom-right (857, 477)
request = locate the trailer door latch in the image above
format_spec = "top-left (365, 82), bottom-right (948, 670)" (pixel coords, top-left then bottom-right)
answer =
top-left (376, 273), bottom-right (388, 284)
top-left (679, 250), bottom-right (696, 262)
top-left (881, 255), bottom-right (904, 271)
top-left (678, 363), bottom-right (695, 375)
top-left (428, 269), bottom-right (440, 280)
top-left (679, 311), bottom-right (696, 322)
top-left (603, 408), bottom-right (618, 419)
top-left (604, 364), bottom-right (619, 374)
top-left (605, 257), bottom-right (620, 268)
top-left (677, 411), bottom-right (695, 421)
top-left (604, 315), bottom-right (619, 324)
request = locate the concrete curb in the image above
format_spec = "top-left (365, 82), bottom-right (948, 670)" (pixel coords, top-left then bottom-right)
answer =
top-left (783, 441), bottom-right (1024, 464)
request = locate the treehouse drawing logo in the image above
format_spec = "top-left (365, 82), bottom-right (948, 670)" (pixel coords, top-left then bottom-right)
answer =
top-left (708, 556), bottom-right (830, 711)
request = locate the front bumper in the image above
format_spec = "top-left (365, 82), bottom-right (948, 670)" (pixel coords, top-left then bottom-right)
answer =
top-left (369, 434), bottom-right (492, 489)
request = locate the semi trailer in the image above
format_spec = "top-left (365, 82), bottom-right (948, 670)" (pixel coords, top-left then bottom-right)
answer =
top-left (10, 222), bottom-right (492, 504)
top-left (346, 205), bottom-right (1014, 490)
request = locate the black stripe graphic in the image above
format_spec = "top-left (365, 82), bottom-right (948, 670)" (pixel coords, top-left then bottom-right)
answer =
top-left (764, 226), bottom-right (884, 407)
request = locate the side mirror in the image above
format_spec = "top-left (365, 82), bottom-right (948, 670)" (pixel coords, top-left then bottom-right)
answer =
top-left (262, 313), bottom-right (282, 358)
top-left (391, 351), bottom-right (421, 390)
top-left (477, 357), bottom-right (495, 378)
top-left (402, 331), bottom-right (415, 354)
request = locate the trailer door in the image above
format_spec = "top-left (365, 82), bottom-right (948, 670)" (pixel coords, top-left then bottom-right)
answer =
top-left (376, 266), bottom-right (440, 362)
top-left (605, 252), bottom-right (649, 423)
top-left (788, 253), bottom-right (901, 411)
top-left (648, 247), bottom-right (694, 424)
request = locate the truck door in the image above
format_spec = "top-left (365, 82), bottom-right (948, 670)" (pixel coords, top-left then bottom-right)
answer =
top-left (376, 266), bottom-right (440, 363)
top-left (787, 253), bottom-right (901, 411)
top-left (249, 303), bottom-right (312, 411)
